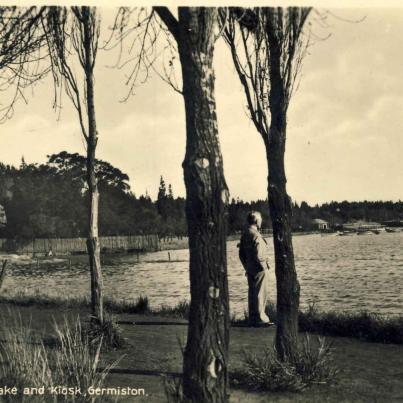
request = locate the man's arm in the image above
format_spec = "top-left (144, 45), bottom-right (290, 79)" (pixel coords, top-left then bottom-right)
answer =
top-left (238, 242), bottom-right (247, 270)
top-left (253, 235), bottom-right (269, 271)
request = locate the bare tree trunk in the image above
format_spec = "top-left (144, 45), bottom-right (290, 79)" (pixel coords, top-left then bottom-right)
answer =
top-left (267, 39), bottom-right (300, 362)
top-left (83, 7), bottom-right (103, 324)
top-left (0, 260), bottom-right (7, 290)
top-left (266, 134), bottom-right (299, 362)
top-left (178, 8), bottom-right (230, 403)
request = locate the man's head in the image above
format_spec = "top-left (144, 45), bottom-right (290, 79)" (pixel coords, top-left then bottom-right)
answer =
top-left (247, 211), bottom-right (262, 229)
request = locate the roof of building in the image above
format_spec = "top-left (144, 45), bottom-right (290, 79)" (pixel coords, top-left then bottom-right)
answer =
top-left (312, 218), bottom-right (328, 224)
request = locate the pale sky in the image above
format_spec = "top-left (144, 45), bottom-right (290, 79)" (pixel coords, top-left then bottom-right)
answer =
top-left (1, 7), bottom-right (403, 204)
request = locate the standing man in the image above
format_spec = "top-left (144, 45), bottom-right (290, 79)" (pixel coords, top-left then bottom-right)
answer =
top-left (238, 211), bottom-right (274, 327)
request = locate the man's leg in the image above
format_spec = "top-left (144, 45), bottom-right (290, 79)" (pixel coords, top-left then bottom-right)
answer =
top-left (247, 274), bottom-right (258, 325)
top-left (255, 270), bottom-right (270, 323)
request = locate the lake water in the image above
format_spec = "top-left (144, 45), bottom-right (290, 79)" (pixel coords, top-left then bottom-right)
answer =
top-left (2, 232), bottom-right (403, 317)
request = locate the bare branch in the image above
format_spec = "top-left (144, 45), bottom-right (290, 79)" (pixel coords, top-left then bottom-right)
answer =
top-left (221, 7), bottom-right (311, 137)
top-left (0, 6), bottom-right (51, 122)
top-left (44, 6), bottom-right (101, 141)
top-left (154, 7), bottom-right (179, 42)
top-left (103, 7), bottom-right (182, 101)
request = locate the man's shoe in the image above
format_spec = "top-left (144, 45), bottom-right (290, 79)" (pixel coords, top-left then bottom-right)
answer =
top-left (254, 321), bottom-right (275, 328)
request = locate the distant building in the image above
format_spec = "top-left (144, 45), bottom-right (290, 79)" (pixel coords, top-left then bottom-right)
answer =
top-left (0, 205), bottom-right (6, 227)
top-left (312, 218), bottom-right (329, 230)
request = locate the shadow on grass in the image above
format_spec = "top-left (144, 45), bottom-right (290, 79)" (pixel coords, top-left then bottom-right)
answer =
top-left (117, 320), bottom-right (187, 326)
top-left (107, 368), bottom-right (181, 377)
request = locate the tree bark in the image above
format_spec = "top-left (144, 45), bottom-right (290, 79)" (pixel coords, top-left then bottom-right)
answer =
top-left (83, 7), bottom-right (103, 324)
top-left (266, 35), bottom-right (300, 362)
top-left (177, 8), bottom-right (230, 403)
top-left (0, 260), bottom-right (7, 290)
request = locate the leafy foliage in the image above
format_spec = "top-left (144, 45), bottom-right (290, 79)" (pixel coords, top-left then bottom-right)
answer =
top-left (0, 153), bottom-right (186, 238)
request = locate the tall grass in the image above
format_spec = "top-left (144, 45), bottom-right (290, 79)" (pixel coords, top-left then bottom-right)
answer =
top-left (153, 300), bottom-right (190, 319)
top-left (0, 315), bottom-right (53, 401)
top-left (104, 295), bottom-right (150, 314)
top-left (299, 304), bottom-right (403, 344)
top-left (52, 317), bottom-right (113, 399)
top-left (0, 292), bottom-right (150, 315)
top-left (0, 313), bottom-right (114, 402)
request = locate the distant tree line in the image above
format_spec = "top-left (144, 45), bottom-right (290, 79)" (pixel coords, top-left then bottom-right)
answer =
top-left (0, 152), bottom-right (186, 239)
top-left (228, 199), bottom-right (403, 233)
top-left (1, 152), bottom-right (402, 239)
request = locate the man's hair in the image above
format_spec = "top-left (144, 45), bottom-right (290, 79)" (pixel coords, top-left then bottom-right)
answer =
top-left (247, 211), bottom-right (262, 225)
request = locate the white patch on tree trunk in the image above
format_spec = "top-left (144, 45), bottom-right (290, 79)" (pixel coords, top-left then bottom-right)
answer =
top-left (194, 158), bottom-right (210, 169)
top-left (209, 286), bottom-right (220, 299)
top-left (207, 352), bottom-right (221, 379)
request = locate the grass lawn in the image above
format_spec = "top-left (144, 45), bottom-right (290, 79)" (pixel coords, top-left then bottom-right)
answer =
top-left (0, 303), bottom-right (402, 402)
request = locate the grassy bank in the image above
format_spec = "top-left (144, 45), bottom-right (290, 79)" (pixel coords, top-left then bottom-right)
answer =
top-left (1, 293), bottom-right (402, 344)
top-left (0, 303), bottom-right (402, 402)
top-left (299, 308), bottom-right (403, 344)
top-left (0, 293), bottom-right (189, 318)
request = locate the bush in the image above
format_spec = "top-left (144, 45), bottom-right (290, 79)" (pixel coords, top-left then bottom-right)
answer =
top-left (232, 334), bottom-right (338, 392)
top-left (83, 313), bottom-right (126, 350)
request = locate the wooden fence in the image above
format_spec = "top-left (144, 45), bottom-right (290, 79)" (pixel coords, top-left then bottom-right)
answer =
top-left (0, 235), bottom-right (159, 255)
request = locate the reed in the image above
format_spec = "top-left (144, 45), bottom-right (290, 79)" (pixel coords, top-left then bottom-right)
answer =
top-left (0, 312), bottom-right (114, 402)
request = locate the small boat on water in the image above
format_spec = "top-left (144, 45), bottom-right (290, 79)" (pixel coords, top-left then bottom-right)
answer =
top-left (338, 231), bottom-right (355, 236)
top-left (385, 227), bottom-right (399, 233)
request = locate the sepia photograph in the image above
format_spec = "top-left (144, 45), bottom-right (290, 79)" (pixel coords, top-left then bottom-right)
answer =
top-left (0, 1), bottom-right (402, 402)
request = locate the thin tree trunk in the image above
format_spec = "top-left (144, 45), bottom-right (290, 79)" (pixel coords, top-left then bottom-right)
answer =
top-left (0, 260), bottom-right (7, 290)
top-left (83, 6), bottom-right (103, 324)
top-left (266, 134), bottom-right (299, 362)
top-left (267, 39), bottom-right (300, 361)
top-left (178, 8), bottom-right (230, 403)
